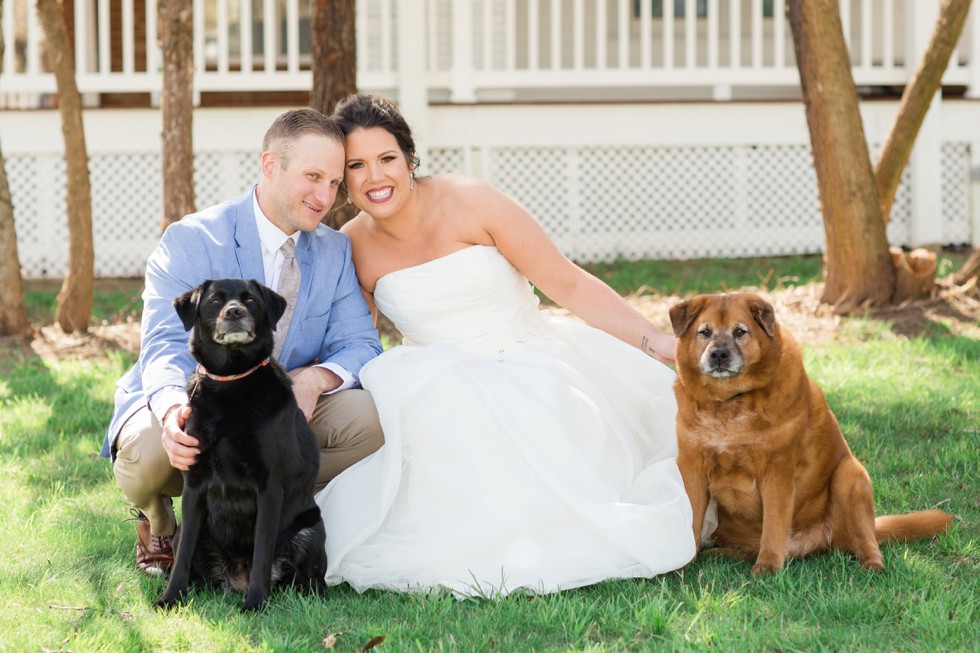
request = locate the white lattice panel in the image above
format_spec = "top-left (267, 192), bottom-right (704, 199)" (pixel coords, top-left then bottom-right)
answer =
top-left (575, 145), bottom-right (742, 261)
top-left (90, 153), bottom-right (162, 277)
top-left (484, 141), bottom-right (971, 263)
top-left (490, 147), bottom-right (574, 252)
top-left (10, 154), bottom-right (67, 277)
top-left (426, 147), bottom-right (466, 176)
top-left (942, 142), bottom-right (971, 245)
top-left (8, 141), bottom-right (975, 277)
top-left (744, 145), bottom-right (824, 256)
top-left (194, 152), bottom-right (257, 209)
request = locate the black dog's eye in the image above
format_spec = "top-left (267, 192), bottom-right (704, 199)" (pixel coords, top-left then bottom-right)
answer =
top-left (697, 326), bottom-right (711, 337)
top-left (733, 327), bottom-right (747, 338)
top-left (243, 297), bottom-right (257, 305)
top-left (209, 296), bottom-right (223, 305)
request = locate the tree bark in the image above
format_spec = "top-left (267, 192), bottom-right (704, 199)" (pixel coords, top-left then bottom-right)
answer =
top-left (0, 140), bottom-right (31, 337)
top-left (953, 246), bottom-right (980, 285)
top-left (311, 0), bottom-right (359, 230)
top-left (787, 0), bottom-right (895, 312)
top-left (36, 0), bottom-right (94, 333)
top-left (159, 0), bottom-right (196, 231)
top-left (874, 0), bottom-right (972, 225)
top-left (310, 0), bottom-right (357, 116)
top-left (0, 0), bottom-right (33, 337)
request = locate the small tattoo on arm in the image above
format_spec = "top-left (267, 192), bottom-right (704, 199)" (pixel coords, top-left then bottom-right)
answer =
top-left (641, 335), bottom-right (655, 357)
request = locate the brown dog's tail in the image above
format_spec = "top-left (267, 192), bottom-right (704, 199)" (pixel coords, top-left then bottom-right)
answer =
top-left (875, 509), bottom-right (954, 544)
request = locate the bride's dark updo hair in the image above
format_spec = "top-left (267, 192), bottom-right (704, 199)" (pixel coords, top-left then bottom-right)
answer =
top-left (333, 94), bottom-right (421, 172)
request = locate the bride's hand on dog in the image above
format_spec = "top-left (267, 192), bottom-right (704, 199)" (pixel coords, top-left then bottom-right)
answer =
top-left (162, 404), bottom-right (199, 471)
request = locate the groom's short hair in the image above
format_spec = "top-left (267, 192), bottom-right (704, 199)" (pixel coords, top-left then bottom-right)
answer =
top-left (262, 109), bottom-right (344, 168)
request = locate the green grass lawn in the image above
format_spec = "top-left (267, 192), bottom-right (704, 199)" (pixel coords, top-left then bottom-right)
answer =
top-left (2, 256), bottom-right (977, 652)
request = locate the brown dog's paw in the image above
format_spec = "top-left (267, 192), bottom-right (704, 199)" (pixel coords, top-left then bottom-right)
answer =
top-left (750, 562), bottom-right (779, 576)
top-left (860, 559), bottom-right (885, 572)
top-left (750, 552), bottom-right (785, 576)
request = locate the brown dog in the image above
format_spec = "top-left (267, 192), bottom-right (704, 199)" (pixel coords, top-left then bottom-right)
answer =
top-left (669, 292), bottom-right (953, 575)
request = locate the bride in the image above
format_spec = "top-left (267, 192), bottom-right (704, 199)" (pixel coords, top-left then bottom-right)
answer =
top-left (315, 94), bottom-right (696, 597)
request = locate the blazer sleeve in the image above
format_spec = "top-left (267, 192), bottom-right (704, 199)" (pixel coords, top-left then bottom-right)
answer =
top-left (311, 235), bottom-right (382, 380)
top-left (139, 221), bottom-right (216, 417)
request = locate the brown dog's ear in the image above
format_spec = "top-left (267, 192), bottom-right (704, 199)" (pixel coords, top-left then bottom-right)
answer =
top-left (748, 298), bottom-right (776, 337)
top-left (669, 297), bottom-right (705, 337)
top-left (251, 279), bottom-right (288, 330)
top-left (173, 282), bottom-right (209, 332)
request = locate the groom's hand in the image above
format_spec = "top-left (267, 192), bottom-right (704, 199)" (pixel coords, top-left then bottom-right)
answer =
top-left (161, 404), bottom-right (199, 471)
top-left (290, 365), bottom-right (342, 420)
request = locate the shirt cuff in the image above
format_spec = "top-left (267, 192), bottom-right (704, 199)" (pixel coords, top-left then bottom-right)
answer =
top-left (316, 362), bottom-right (356, 394)
top-left (149, 387), bottom-right (190, 424)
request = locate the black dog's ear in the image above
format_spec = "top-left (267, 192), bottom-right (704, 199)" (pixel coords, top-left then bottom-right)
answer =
top-left (250, 279), bottom-right (288, 329)
top-left (669, 296), bottom-right (707, 337)
top-left (748, 297), bottom-right (776, 337)
top-left (173, 282), bottom-right (209, 332)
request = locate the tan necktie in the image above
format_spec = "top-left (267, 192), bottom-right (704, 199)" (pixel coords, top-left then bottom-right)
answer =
top-left (272, 238), bottom-right (299, 359)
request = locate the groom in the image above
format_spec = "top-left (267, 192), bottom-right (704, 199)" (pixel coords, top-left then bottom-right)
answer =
top-left (102, 109), bottom-right (384, 576)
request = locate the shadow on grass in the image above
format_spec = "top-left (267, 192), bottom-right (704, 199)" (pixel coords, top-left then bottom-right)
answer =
top-left (867, 298), bottom-right (980, 345)
top-left (0, 351), bottom-right (127, 501)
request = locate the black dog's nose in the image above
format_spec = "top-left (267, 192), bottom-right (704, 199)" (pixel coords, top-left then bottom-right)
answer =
top-left (709, 347), bottom-right (730, 366)
top-left (223, 304), bottom-right (245, 320)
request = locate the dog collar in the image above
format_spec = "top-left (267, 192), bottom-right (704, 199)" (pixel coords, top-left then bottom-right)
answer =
top-left (196, 357), bottom-right (271, 382)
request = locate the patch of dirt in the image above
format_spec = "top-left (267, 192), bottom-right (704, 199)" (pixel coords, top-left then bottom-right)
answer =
top-left (30, 321), bottom-right (143, 361)
top-left (2, 278), bottom-right (978, 366)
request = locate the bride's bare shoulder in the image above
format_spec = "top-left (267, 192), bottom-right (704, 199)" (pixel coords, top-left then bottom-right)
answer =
top-left (425, 173), bottom-right (500, 206)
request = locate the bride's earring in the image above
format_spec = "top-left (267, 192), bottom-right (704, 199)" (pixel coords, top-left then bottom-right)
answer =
top-left (410, 172), bottom-right (416, 191)
top-left (346, 194), bottom-right (352, 205)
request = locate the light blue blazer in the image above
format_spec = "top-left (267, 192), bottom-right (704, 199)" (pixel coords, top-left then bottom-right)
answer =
top-left (101, 188), bottom-right (382, 458)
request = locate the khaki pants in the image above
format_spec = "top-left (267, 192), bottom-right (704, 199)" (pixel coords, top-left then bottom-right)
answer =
top-left (113, 389), bottom-right (382, 536)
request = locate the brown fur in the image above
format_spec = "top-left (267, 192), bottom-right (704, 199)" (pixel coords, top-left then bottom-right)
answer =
top-left (669, 292), bottom-right (953, 575)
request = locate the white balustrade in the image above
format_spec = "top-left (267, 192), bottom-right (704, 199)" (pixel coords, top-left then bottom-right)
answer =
top-left (0, 0), bottom-right (974, 108)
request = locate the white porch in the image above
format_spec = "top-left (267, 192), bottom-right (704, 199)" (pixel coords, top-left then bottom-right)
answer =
top-left (3, 1), bottom-right (978, 105)
top-left (0, 1), bottom-right (978, 278)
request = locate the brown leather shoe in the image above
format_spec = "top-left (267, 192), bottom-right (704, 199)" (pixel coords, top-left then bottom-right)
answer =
top-left (134, 511), bottom-right (175, 576)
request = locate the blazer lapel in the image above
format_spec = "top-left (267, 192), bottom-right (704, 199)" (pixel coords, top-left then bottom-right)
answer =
top-left (233, 189), bottom-right (266, 283)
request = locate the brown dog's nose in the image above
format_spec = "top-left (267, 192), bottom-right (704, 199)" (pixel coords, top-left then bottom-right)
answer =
top-left (709, 347), bottom-right (730, 366)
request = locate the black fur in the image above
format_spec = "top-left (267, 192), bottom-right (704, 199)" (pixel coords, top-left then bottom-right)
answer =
top-left (156, 278), bottom-right (327, 612)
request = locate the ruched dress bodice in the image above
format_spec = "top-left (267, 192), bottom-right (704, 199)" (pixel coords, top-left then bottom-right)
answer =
top-left (374, 245), bottom-right (548, 354)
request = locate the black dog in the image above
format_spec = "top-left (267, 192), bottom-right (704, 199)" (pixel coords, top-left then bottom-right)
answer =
top-left (156, 278), bottom-right (327, 611)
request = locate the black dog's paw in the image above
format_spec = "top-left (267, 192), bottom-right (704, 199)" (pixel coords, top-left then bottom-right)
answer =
top-left (154, 593), bottom-right (183, 611)
top-left (241, 588), bottom-right (269, 612)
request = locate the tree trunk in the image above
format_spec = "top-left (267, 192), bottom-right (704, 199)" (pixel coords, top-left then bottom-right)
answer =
top-left (874, 0), bottom-right (972, 224)
top-left (787, 0), bottom-right (895, 312)
top-left (954, 246), bottom-right (980, 285)
top-left (311, 0), bottom-right (359, 230)
top-left (159, 0), bottom-right (196, 231)
top-left (36, 0), bottom-right (94, 333)
top-left (0, 178), bottom-right (32, 337)
top-left (0, 140), bottom-right (31, 337)
top-left (310, 0), bottom-right (357, 116)
top-left (0, 0), bottom-right (33, 338)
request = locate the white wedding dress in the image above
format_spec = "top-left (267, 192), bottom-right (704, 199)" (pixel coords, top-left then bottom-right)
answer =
top-left (315, 245), bottom-right (695, 596)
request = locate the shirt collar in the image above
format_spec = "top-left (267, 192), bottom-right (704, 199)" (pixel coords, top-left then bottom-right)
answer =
top-left (252, 189), bottom-right (298, 255)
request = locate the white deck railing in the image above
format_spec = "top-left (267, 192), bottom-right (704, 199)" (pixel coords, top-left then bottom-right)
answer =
top-left (1, 0), bottom-right (977, 107)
